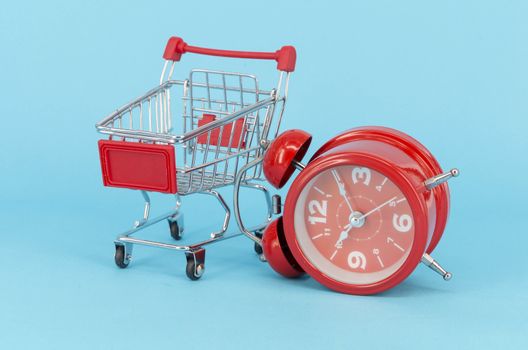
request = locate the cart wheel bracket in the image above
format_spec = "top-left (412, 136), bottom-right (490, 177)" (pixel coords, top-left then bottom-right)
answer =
top-left (115, 242), bottom-right (133, 268)
top-left (168, 212), bottom-right (185, 240)
top-left (185, 248), bottom-right (206, 280)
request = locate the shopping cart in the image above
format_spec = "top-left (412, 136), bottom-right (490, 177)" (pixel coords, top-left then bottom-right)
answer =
top-left (96, 36), bottom-right (296, 280)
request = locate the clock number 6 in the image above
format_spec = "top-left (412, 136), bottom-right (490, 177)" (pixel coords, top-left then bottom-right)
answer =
top-left (308, 200), bottom-right (328, 225)
top-left (352, 167), bottom-right (371, 186)
top-left (392, 213), bottom-right (413, 232)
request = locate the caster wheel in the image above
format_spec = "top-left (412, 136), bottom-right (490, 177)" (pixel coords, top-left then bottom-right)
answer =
top-left (185, 260), bottom-right (204, 281)
top-left (114, 245), bottom-right (129, 269)
top-left (169, 220), bottom-right (183, 240)
top-left (254, 231), bottom-right (263, 255)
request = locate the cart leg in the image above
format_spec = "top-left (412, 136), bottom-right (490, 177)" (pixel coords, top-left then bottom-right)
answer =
top-left (240, 182), bottom-right (273, 232)
top-left (202, 190), bottom-right (230, 239)
top-left (133, 191), bottom-right (151, 228)
top-left (185, 248), bottom-right (206, 280)
top-left (239, 182), bottom-right (272, 261)
top-left (168, 194), bottom-right (185, 240)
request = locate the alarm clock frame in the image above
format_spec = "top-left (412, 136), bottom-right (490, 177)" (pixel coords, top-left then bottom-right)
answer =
top-left (235, 126), bottom-right (459, 295)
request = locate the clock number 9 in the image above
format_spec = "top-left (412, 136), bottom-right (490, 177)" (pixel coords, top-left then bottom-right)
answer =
top-left (392, 214), bottom-right (413, 232)
top-left (347, 251), bottom-right (367, 270)
top-left (352, 167), bottom-right (371, 186)
top-left (308, 200), bottom-right (328, 225)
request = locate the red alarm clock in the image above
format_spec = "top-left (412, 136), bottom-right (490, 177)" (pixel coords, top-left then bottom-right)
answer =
top-left (260, 126), bottom-right (459, 295)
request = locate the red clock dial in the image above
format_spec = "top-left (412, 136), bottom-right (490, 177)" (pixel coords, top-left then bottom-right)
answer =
top-left (292, 165), bottom-right (416, 286)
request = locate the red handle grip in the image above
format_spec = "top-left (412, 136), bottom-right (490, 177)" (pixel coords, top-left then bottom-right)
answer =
top-left (163, 36), bottom-right (296, 72)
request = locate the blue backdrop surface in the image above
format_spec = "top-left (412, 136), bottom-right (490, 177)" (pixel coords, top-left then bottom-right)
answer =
top-left (0, 1), bottom-right (526, 349)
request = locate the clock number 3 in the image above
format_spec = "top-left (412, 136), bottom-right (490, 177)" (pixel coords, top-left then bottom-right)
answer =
top-left (392, 214), bottom-right (413, 232)
top-left (308, 200), bottom-right (328, 225)
top-left (352, 167), bottom-right (371, 186)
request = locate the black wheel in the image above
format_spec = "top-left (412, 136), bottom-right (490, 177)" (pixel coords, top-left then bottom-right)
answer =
top-left (169, 220), bottom-right (183, 240)
top-left (254, 231), bottom-right (263, 255)
top-left (114, 245), bottom-right (129, 269)
top-left (185, 260), bottom-right (204, 281)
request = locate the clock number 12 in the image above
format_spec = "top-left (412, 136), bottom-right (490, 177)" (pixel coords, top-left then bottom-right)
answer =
top-left (308, 200), bottom-right (328, 225)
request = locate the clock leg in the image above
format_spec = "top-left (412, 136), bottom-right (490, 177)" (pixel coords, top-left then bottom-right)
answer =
top-left (424, 168), bottom-right (460, 190)
top-left (421, 253), bottom-right (452, 281)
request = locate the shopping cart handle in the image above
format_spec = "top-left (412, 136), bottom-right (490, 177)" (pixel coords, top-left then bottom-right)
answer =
top-left (163, 36), bottom-right (296, 72)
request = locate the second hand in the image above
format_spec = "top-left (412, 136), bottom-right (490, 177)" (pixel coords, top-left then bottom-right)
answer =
top-left (358, 196), bottom-right (397, 220)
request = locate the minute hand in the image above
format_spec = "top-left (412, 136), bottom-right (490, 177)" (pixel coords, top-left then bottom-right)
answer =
top-left (358, 196), bottom-right (397, 220)
top-left (331, 169), bottom-right (355, 213)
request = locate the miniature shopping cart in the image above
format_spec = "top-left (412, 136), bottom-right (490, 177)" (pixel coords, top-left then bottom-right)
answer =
top-left (96, 36), bottom-right (296, 280)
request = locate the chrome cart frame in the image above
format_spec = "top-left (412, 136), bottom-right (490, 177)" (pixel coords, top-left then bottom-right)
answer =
top-left (96, 36), bottom-right (295, 279)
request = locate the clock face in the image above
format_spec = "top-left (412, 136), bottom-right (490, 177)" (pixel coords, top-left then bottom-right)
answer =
top-left (293, 165), bottom-right (415, 285)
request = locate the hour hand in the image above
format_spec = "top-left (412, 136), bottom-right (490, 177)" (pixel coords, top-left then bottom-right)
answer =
top-left (335, 224), bottom-right (351, 248)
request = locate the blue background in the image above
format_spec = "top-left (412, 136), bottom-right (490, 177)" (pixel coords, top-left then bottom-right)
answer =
top-left (1, 0), bottom-right (526, 348)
